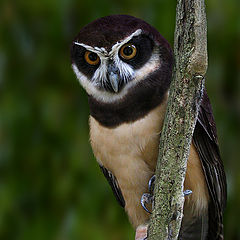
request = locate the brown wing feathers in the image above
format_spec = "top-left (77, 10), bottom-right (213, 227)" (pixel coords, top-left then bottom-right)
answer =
top-left (99, 165), bottom-right (125, 208)
top-left (193, 90), bottom-right (227, 239)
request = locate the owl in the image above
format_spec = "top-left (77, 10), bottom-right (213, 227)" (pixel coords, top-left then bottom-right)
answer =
top-left (70, 15), bottom-right (226, 240)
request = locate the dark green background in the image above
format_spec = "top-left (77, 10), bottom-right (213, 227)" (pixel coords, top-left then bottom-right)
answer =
top-left (0, 0), bottom-right (239, 239)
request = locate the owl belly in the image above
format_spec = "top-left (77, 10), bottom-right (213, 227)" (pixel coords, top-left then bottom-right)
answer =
top-left (89, 101), bottom-right (209, 228)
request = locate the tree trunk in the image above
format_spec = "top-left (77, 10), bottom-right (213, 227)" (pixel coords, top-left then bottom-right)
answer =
top-left (147, 0), bottom-right (208, 239)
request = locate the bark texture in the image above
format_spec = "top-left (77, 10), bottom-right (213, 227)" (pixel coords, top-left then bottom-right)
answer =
top-left (147, 0), bottom-right (207, 239)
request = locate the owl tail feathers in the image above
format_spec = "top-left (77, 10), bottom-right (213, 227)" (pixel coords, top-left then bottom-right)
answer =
top-left (178, 213), bottom-right (209, 240)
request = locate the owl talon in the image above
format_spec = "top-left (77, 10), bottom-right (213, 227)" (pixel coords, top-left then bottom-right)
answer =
top-left (183, 189), bottom-right (192, 196)
top-left (148, 175), bottom-right (155, 194)
top-left (141, 175), bottom-right (155, 213)
top-left (141, 193), bottom-right (153, 214)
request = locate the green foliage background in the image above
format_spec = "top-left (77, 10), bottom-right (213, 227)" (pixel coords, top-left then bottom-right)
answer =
top-left (0, 0), bottom-right (239, 239)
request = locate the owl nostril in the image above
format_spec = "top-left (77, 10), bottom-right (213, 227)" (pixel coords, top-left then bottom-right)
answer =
top-left (107, 63), bottom-right (119, 75)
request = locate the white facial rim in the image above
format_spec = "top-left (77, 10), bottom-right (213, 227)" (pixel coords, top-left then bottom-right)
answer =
top-left (72, 29), bottom-right (161, 103)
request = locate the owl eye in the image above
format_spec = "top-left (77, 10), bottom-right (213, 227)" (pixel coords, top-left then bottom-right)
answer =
top-left (84, 51), bottom-right (100, 65)
top-left (119, 44), bottom-right (137, 60)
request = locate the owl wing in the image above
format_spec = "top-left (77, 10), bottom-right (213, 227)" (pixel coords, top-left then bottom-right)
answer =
top-left (99, 165), bottom-right (125, 208)
top-left (193, 89), bottom-right (227, 239)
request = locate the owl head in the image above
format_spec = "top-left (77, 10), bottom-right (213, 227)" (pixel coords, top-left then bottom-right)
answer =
top-left (71, 15), bottom-right (173, 103)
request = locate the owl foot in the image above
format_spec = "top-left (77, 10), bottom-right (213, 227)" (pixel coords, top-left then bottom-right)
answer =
top-left (183, 189), bottom-right (192, 196)
top-left (141, 193), bottom-right (153, 214)
top-left (141, 175), bottom-right (155, 214)
top-left (141, 175), bottom-right (192, 214)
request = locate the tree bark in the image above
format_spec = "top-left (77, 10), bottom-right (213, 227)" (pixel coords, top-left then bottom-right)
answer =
top-left (147, 0), bottom-right (207, 239)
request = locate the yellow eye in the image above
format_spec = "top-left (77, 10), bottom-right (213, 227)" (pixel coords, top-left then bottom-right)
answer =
top-left (119, 44), bottom-right (137, 60)
top-left (84, 51), bottom-right (100, 65)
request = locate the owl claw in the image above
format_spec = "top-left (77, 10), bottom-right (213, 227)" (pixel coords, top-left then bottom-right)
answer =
top-left (183, 189), bottom-right (192, 196)
top-left (141, 193), bottom-right (153, 214)
top-left (148, 175), bottom-right (155, 193)
top-left (141, 175), bottom-right (155, 214)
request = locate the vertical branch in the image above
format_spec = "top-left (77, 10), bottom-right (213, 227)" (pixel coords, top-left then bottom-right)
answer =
top-left (148, 0), bottom-right (207, 239)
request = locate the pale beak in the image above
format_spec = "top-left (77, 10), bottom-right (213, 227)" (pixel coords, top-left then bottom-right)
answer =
top-left (107, 64), bottom-right (120, 93)
top-left (109, 72), bottom-right (119, 93)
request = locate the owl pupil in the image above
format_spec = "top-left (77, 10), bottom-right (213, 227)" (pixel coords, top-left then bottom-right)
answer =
top-left (123, 46), bottom-right (133, 56)
top-left (89, 52), bottom-right (98, 61)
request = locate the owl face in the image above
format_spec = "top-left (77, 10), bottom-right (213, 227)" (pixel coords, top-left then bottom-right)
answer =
top-left (71, 15), bottom-right (173, 103)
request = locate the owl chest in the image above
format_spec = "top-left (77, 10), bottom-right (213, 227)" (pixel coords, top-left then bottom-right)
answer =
top-left (89, 104), bottom-right (166, 175)
top-left (89, 101), bottom-right (209, 226)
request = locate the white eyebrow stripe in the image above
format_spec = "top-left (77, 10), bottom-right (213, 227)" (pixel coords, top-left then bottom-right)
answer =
top-left (73, 29), bottom-right (142, 59)
top-left (109, 29), bottom-right (142, 57)
top-left (73, 42), bottom-right (108, 58)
